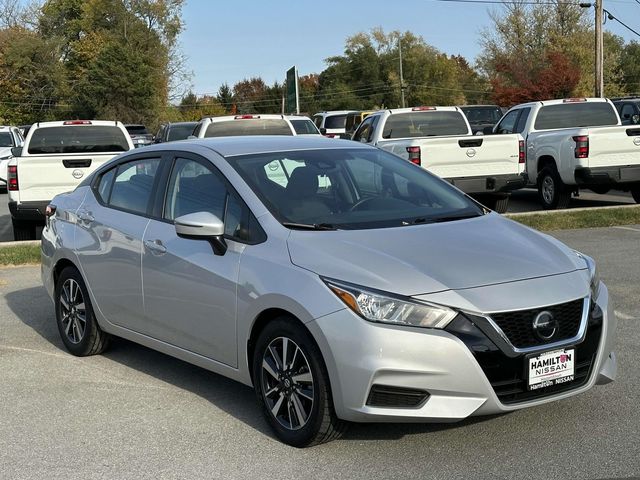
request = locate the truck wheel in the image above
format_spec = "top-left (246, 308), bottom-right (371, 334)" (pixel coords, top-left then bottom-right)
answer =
top-left (476, 194), bottom-right (509, 213)
top-left (631, 187), bottom-right (640, 204)
top-left (538, 167), bottom-right (571, 210)
top-left (12, 219), bottom-right (36, 241)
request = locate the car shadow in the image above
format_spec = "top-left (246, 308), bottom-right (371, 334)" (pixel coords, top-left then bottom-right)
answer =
top-left (6, 285), bottom-right (504, 443)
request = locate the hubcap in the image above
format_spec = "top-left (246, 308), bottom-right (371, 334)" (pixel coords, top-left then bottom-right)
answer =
top-left (261, 337), bottom-right (314, 431)
top-left (542, 176), bottom-right (555, 204)
top-left (59, 279), bottom-right (87, 344)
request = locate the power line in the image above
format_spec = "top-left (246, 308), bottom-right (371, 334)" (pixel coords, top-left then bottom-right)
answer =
top-left (430, 0), bottom-right (582, 5)
top-left (604, 8), bottom-right (640, 37)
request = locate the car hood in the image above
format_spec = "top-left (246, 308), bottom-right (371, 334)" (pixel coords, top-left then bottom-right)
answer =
top-left (287, 213), bottom-right (585, 296)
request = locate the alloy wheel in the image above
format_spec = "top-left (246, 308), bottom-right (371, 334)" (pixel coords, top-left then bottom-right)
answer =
top-left (59, 278), bottom-right (87, 344)
top-left (542, 176), bottom-right (555, 204)
top-left (261, 336), bottom-right (314, 431)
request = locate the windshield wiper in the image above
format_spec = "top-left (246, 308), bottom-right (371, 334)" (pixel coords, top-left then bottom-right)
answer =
top-left (282, 222), bottom-right (338, 231)
top-left (432, 213), bottom-right (483, 223)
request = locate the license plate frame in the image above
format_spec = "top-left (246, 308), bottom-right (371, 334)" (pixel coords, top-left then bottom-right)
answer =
top-left (527, 348), bottom-right (575, 391)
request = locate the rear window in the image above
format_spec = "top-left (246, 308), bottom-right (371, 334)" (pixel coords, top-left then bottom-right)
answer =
top-left (382, 111), bottom-right (469, 138)
top-left (460, 107), bottom-right (502, 125)
top-left (0, 132), bottom-right (13, 147)
top-left (290, 119), bottom-right (320, 135)
top-left (167, 123), bottom-right (197, 141)
top-left (27, 126), bottom-right (130, 154)
top-left (204, 119), bottom-right (292, 137)
top-left (534, 102), bottom-right (619, 130)
top-left (125, 125), bottom-right (149, 135)
top-left (324, 115), bottom-right (347, 129)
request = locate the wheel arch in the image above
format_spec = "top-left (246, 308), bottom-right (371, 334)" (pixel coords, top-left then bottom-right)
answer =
top-left (52, 257), bottom-right (79, 286)
top-left (537, 154), bottom-right (557, 173)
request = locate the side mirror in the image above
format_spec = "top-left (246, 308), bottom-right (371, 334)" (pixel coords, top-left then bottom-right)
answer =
top-left (174, 211), bottom-right (227, 255)
top-left (319, 128), bottom-right (327, 135)
top-left (11, 146), bottom-right (22, 157)
top-left (632, 114), bottom-right (640, 125)
top-left (482, 126), bottom-right (494, 135)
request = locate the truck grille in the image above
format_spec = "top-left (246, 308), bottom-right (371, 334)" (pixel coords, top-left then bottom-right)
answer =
top-left (489, 299), bottom-right (584, 349)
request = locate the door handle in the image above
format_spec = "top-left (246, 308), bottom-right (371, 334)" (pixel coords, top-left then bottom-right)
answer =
top-left (144, 239), bottom-right (167, 255)
top-left (77, 211), bottom-right (94, 224)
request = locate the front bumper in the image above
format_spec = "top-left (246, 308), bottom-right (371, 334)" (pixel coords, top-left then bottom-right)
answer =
top-left (574, 165), bottom-right (640, 185)
top-left (308, 283), bottom-right (616, 423)
top-left (446, 172), bottom-right (527, 195)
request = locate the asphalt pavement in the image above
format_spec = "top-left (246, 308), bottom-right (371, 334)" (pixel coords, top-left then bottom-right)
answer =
top-left (0, 226), bottom-right (639, 479)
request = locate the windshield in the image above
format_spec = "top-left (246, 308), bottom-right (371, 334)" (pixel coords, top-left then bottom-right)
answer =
top-left (0, 132), bottom-right (13, 147)
top-left (27, 126), bottom-right (130, 154)
top-left (534, 102), bottom-right (619, 130)
top-left (126, 125), bottom-right (149, 135)
top-left (167, 123), bottom-right (197, 141)
top-left (382, 111), bottom-right (469, 138)
top-left (461, 107), bottom-right (503, 125)
top-left (205, 119), bottom-right (292, 136)
top-left (229, 148), bottom-right (484, 230)
top-left (290, 119), bottom-right (320, 135)
top-left (324, 115), bottom-right (347, 129)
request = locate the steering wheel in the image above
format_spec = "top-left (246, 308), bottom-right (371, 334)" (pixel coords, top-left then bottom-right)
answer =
top-left (349, 197), bottom-right (380, 212)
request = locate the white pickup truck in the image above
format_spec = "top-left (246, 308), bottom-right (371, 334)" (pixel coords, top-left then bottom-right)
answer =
top-left (352, 106), bottom-right (526, 212)
top-left (491, 97), bottom-right (640, 209)
top-left (7, 120), bottom-right (133, 240)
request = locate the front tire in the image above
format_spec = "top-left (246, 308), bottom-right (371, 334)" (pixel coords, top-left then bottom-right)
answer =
top-left (252, 318), bottom-right (346, 447)
top-left (54, 267), bottom-right (110, 356)
top-left (537, 167), bottom-right (571, 210)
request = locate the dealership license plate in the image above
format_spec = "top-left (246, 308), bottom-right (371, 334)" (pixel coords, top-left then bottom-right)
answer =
top-left (527, 348), bottom-right (575, 390)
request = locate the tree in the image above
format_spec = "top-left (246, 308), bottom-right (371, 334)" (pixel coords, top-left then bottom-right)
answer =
top-left (216, 83), bottom-right (233, 112)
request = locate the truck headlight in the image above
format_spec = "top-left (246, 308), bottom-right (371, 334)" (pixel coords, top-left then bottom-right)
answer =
top-left (574, 251), bottom-right (600, 299)
top-left (323, 279), bottom-right (457, 328)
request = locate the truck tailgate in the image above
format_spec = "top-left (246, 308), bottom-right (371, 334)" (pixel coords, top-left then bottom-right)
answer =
top-left (16, 153), bottom-right (117, 202)
top-left (588, 126), bottom-right (640, 169)
top-left (379, 134), bottom-right (523, 179)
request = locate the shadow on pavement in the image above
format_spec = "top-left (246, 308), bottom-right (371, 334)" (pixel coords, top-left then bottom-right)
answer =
top-left (6, 284), bottom-right (503, 443)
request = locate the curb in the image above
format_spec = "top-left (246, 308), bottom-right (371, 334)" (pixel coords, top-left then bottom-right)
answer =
top-left (505, 204), bottom-right (640, 217)
top-left (0, 240), bottom-right (40, 248)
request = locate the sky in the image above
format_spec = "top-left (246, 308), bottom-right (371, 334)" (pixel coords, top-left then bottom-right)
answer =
top-left (179, 0), bottom-right (640, 96)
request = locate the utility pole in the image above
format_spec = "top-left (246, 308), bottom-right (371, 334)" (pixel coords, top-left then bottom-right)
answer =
top-left (398, 36), bottom-right (406, 108)
top-left (595, 0), bottom-right (604, 97)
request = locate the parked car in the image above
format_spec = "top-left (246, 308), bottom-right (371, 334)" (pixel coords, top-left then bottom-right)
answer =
top-left (42, 136), bottom-right (616, 447)
top-left (342, 110), bottom-right (374, 139)
top-left (611, 97), bottom-right (640, 126)
top-left (18, 124), bottom-right (32, 138)
top-left (352, 106), bottom-right (526, 212)
top-left (0, 125), bottom-right (24, 190)
top-left (312, 110), bottom-right (354, 138)
top-left (7, 120), bottom-right (133, 240)
top-left (191, 114), bottom-right (320, 138)
top-left (491, 97), bottom-right (640, 208)
top-left (154, 121), bottom-right (199, 143)
top-left (125, 124), bottom-right (154, 148)
top-left (459, 105), bottom-right (504, 134)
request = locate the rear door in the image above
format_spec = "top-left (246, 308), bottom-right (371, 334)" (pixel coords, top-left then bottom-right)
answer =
top-left (75, 154), bottom-right (165, 330)
top-left (19, 123), bottom-right (131, 202)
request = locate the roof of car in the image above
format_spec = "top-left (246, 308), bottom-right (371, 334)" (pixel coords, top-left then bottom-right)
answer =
top-left (139, 135), bottom-right (372, 158)
top-left (29, 120), bottom-right (125, 128)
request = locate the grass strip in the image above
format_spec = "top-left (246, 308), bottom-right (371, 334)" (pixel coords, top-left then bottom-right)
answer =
top-left (0, 244), bottom-right (41, 265)
top-left (506, 206), bottom-right (640, 231)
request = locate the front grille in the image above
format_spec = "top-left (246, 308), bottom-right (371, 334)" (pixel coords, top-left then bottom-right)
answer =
top-left (489, 299), bottom-right (584, 349)
top-left (366, 385), bottom-right (429, 408)
top-left (445, 304), bottom-right (603, 405)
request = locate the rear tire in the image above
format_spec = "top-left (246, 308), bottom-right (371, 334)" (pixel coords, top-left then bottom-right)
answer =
top-left (479, 194), bottom-right (509, 213)
top-left (12, 219), bottom-right (36, 241)
top-left (252, 317), bottom-right (346, 447)
top-left (632, 187), bottom-right (640, 204)
top-left (54, 267), bottom-right (110, 356)
top-left (537, 167), bottom-right (571, 210)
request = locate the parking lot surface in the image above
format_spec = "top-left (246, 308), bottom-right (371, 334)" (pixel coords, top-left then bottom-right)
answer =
top-left (0, 225), bottom-right (639, 479)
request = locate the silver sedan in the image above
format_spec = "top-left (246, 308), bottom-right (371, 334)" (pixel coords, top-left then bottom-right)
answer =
top-left (41, 136), bottom-right (616, 447)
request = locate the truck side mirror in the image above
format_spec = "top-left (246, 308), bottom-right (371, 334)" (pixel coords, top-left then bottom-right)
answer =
top-left (11, 147), bottom-right (22, 157)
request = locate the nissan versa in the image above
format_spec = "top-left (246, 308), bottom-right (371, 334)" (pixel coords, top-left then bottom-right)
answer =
top-left (41, 136), bottom-right (617, 447)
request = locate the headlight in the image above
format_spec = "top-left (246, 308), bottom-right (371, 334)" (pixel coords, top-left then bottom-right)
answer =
top-left (323, 279), bottom-right (457, 329)
top-left (574, 251), bottom-right (600, 298)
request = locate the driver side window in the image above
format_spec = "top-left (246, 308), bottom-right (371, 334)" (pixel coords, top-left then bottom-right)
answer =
top-left (353, 116), bottom-right (375, 143)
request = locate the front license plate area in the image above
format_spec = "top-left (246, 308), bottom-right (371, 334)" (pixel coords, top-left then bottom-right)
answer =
top-left (527, 348), bottom-right (575, 390)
